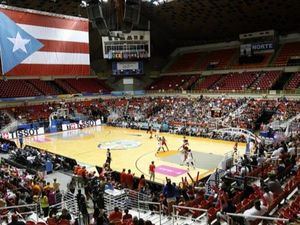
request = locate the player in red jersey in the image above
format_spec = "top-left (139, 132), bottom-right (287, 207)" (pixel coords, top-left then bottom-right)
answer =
top-left (149, 161), bottom-right (155, 181)
top-left (147, 125), bottom-right (153, 139)
top-left (156, 136), bottom-right (165, 155)
top-left (178, 136), bottom-right (189, 151)
top-left (161, 136), bottom-right (169, 151)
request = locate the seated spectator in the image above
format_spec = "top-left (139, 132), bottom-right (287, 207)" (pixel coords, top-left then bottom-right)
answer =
top-left (261, 186), bottom-right (273, 207)
top-left (138, 175), bottom-right (146, 192)
top-left (130, 217), bottom-right (139, 225)
top-left (267, 173), bottom-right (282, 195)
top-left (122, 209), bottom-right (132, 222)
top-left (242, 183), bottom-right (255, 199)
top-left (243, 200), bottom-right (267, 222)
top-left (8, 214), bottom-right (25, 225)
top-left (53, 178), bottom-right (60, 192)
top-left (59, 208), bottom-right (72, 221)
top-left (109, 207), bottom-right (122, 225)
top-left (217, 199), bottom-right (236, 223)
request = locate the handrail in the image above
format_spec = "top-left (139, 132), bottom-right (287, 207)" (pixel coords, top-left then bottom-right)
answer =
top-left (138, 200), bottom-right (162, 225)
top-left (138, 201), bottom-right (161, 205)
top-left (172, 205), bottom-right (208, 212)
top-left (172, 205), bottom-right (208, 224)
top-left (226, 212), bottom-right (289, 222)
top-left (0, 203), bottom-right (39, 222)
top-left (0, 203), bottom-right (37, 210)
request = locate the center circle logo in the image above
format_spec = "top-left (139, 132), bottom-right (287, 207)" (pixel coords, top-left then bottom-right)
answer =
top-left (98, 140), bottom-right (141, 150)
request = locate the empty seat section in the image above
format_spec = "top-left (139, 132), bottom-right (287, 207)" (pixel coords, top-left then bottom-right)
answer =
top-left (194, 74), bottom-right (222, 90)
top-left (274, 42), bottom-right (300, 66)
top-left (284, 72), bottom-right (300, 90)
top-left (54, 80), bottom-right (77, 94)
top-left (64, 78), bottom-right (110, 93)
top-left (148, 75), bottom-right (191, 90)
top-left (198, 48), bottom-right (236, 70)
top-left (0, 80), bottom-right (41, 98)
top-left (167, 53), bottom-right (202, 73)
top-left (251, 71), bottom-right (282, 90)
top-left (213, 72), bottom-right (258, 90)
top-left (28, 80), bottom-right (59, 95)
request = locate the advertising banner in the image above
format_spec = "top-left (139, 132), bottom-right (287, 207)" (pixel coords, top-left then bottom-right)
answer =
top-left (62, 119), bottom-right (101, 131)
top-left (0, 127), bottom-right (45, 140)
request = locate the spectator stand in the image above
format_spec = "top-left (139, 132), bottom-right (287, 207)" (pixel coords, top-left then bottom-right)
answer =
top-left (104, 188), bottom-right (151, 213)
top-left (226, 213), bottom-right (289, 225)
top-left (137, 201), bottom-right (163, 225)
top-left (48, 192), bottom-right (79, 223)
top-left (48, 108), bottom-right (70, 133)
top-left (0, 203), bottom-right (39, 224)
top-left (172, 205), bottom-right (208, 224)
top-left (7, 145), bottom-right (77, 176)
top-left (214, 127), bottom-right (259, 143)
top-left (0, 138), bottom-right (17, 153)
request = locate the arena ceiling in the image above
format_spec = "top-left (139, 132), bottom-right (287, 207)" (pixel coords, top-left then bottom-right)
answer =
top-left (4, 0), bottom-right (300, 54)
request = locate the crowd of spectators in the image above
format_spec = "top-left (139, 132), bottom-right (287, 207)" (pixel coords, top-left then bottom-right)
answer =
top-left (0, 112), bottom-right (11, 130)
top-left (64, 134), bottom-right (299, 225)
top-left (0, 160), bottom-right (70, 222)
top-left (0, 96), bottom-right (299, 225)
top-left (104, 96), bottom-right (299, 141)
top-left (9, 146), bottom-right (76, 173)
top-left (0, 136), bottom-right (298, 225)
top-left (1, 97), bottom-right (299, 141)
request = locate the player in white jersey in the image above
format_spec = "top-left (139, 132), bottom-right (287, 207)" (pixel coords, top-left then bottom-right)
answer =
top-left (186, 149), bottom-right (195, 170)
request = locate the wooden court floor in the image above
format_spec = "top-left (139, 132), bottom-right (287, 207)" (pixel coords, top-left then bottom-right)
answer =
top-left (24, 126), bottom-right (246, 184)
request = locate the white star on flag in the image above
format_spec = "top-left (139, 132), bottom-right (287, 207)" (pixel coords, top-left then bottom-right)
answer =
top-left (8, 32), bottom-right (31, 53)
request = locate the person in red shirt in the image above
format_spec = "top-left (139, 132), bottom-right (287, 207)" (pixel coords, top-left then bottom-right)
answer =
top-left (122, 209), bottom-right (132, 222)
top-left (120, 169), bottom-right (127, 187)
top-left (161, 136), bottom-right (169, 151)
top-left (126, 169), bottom-right (134, 189)
top-left (73, 165), bottom-right (80, 175)
top-left (149, 161), bottom-right (155, 182)
top-left (109, 207), bottom-right (122, 225)
top-left (138, 175), bottom-right (146, 192)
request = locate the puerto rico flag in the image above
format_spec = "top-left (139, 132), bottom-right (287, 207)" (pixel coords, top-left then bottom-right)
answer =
top-left (0, 5), bottom-right (90, 76)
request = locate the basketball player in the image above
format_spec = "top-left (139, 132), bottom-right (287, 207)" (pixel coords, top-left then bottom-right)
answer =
top-left (79, 120), bottom-right (84, 129)
top-left (149, 161), bottom-right (155, 181)
top-left (106, 149), bottom-right (112, 166)
top-left (232, 142), bottom-right (239, 163)
top-left (178, 136), bottom-right (189, 151)
top-left (155, 128), bottom-right (160, 138)
top-left (18, 132), bottom-right (24, 149)
top-left (147, 125), bottom-right (153, 139)
top-left (156, 136), bottom-right (165, 155)
top-left (186, 149), bottom-right (195, 170)
top-left (161, 136), bottom-right (169, 151)
top-left (180, 145), bottom-right (189, 165)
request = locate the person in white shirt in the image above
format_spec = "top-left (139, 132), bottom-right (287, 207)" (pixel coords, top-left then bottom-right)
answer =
top-left (288, 144), bottom-right (296, 157)
top-left (243, 200), bottom-right (267, 222)
top-left (271, 147), bottom-right (283, 160)
top-left (262, 186), bottom-right (273, 207)
top-left (186, 149), bottom-right (195, 170)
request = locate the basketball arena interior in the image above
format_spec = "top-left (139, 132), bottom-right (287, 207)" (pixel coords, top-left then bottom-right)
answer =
top-left (0, 0), bottom-right (299, 225)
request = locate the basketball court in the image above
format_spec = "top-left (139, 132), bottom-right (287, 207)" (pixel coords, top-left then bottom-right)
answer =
top-left (24, 126), bottom-right (246, 184)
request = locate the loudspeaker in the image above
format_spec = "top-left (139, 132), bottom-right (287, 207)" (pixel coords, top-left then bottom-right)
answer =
top-left (122, 0), bottom-right (141, 33)
top-left (86, 2), bottom-right (109, 36)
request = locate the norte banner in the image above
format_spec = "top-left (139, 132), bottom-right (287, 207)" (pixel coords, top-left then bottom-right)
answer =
top-left (251, 42), bottom-right (274, 52)
top-left (0, 127), bottom-right (45, 139)
top-left (0, 5), bottom-right (90, 76)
